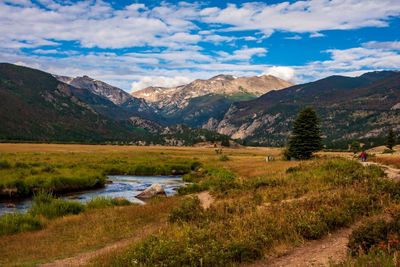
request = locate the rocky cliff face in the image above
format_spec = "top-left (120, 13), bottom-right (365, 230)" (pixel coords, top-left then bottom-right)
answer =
top-left (132, 74), bottom-right (293, 114)
top-left (55, 75), bottom-right (133, 105)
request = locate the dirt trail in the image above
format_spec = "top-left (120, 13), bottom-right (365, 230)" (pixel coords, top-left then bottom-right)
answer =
top-left (248, 161), bottom-right (399, 267)
top-left (39, 226), bottom-right (159, 267)
top-left (197, 191), bottom-right (214, 209)
top-left (249, 227), bottom-right (353, 267)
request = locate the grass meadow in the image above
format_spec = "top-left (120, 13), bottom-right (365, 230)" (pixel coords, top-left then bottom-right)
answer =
top-left (0, 144), bottom-right (399, 266)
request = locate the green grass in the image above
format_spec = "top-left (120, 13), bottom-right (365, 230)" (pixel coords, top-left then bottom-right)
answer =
top-left (30, 192), bottom-right (85, 219)
top-left (0, 193), bottom-right (134, 236)
top-left (86, 196), bottom-right (132, 209)
top-left (0, 152), bottom-right (199, 199)
top-left (0, 213), bottom-right (43, 236)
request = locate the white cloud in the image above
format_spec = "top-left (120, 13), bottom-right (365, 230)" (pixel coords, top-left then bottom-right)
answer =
top-left (1, 0), bottom-right (399, 51)
top-left (131, 76), bottom-right (192, 91)
top-left (363, 41), bottom-right (400, 50)
top-left (201, 0), bottom-right (400, 35)
top-left (309, 32), bottom-right (325, 38)
top-left (219, 47), bottom-right (267, 61)
top-left (0, 1), bottom-right (399, 91)
top-left (285, 35), bottom-right (302, 40)
top-left (293, 43), bottom-right (400, 81)
top-left (263, 66), bottom-right (296, 82)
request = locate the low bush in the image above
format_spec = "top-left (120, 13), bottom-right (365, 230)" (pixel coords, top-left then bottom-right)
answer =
top-left (178, 183), bottom-right (208, 195)
top-left (348, 219), bottom-right (391, 255)
top-left (336, 251), bottom-right (399, 267)
top-left (246, 177), bottom-right (286, 189)
top-left (219, 155), bottom-right (229, 161)
top-left (318, 159), bottom-right (384, 186)
top-left (169, 197), bottom-right (203, 223)
top-left (86, 197), bottom-right (131, 209)
top-left (382, 149), bottom-right (395, 154)
top-left (0, 160), bottom-right (11, 169)
top-left (14, 162), bottom-right (29, 168)
top-left (204, 168), bottom-right (238, 193)
top-left (30, 193), bottom-right (85, 219)
top-left (190, 161), bottom-right (202, 171)
top-left (0, 213), bottom-right (43, 236)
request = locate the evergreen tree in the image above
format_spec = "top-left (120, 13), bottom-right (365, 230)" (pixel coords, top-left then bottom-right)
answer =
top-left (386, 128), bottom-right (396, 150)
top-left (287, 107), bottom-right (322, 160)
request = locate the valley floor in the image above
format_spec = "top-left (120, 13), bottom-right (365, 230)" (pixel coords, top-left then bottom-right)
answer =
top-left (0, 144), bottom-right (399, 266)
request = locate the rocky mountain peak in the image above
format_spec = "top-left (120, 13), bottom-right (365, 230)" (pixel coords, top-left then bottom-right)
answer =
top-left (54, 74), bottom-right (133, 106)
top-left (209, 74), bottom-right (235, 81)
top-left (132, 74), bottom-right (294, 113)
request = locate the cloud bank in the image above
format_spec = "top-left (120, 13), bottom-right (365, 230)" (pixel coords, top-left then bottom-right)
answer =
top-left (0, 0), bottom-right (399, 90)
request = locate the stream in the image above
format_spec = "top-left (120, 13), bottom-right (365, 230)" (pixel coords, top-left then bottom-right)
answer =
top-left (0, 175), bottom-right (184, 215)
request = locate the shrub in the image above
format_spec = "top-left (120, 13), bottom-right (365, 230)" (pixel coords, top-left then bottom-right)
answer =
top-left (86, 197), bottom-right (131, 209)
top-left (218, 155), bottom-right (230, 161)
top-left (169, 197), bottom-right (203, 223)
top-left (111, 197), bottom-right (132, 206)
top-left (296, 217), bottom-right (329, 240)
top-left (178, 183), bottom-right (208, 195)
top-left (190, 161), bottom-right (202, 171)
top-left (348, 219), bottom-right (391, 255)
top-left (205, 169), bottom-right (238, 193)
top-left (286, 166), bottom-right (301, 173)
top-left (0, 160), bottom-right (11, 169)
top-left (227, 240), bottom-right (263, 262)
top-left (0, 213), bottom-right (43, 236)
top-left (119, 226), bottom-right (230, 267)
top-left (246, 177), bottom-right (285, 189)
top-left (382, 149), bottom-right (395, 154)
top-left (14, 162), bottom-right (29, 168)
top-left (30, 193), bottom-right (85, 219)
top-left (321, 159), bottom-right (384, 186)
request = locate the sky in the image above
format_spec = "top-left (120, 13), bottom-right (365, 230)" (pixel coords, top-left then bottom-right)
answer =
top-left (0, 0), bottom-right (399, 92)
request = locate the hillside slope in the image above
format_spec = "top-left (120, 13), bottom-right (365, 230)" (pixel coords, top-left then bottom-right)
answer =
top-left (214, 71), bottom-right (400, 147)
top-left (0, 63), bottom-right (152, 142)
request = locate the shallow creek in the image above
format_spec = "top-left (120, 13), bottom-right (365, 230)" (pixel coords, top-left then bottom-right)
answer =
top-left (0, 175), bottom-right (184, 215)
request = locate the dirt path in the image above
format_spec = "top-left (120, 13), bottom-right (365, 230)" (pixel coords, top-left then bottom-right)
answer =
top-left (39, 225), bottom-right (159, 267)
top-left (248, 227), bottom-right (353, 267)
top-left (197, 191), bottom-right (214, 209)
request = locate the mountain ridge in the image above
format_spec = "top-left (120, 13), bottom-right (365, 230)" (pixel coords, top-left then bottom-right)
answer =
top-left (213, 71), bottom-right (400, 147)
top-left (132, 74), bottom-right (293, 113)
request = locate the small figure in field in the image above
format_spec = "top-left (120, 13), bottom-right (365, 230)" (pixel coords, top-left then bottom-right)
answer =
top-left (360, 151), bottom-right (367, 162)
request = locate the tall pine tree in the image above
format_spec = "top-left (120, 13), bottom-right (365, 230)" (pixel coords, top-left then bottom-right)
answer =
top-left (288, 107), bottom-right (322, 160)
top-left (387, 128), bottom-right (396, 150)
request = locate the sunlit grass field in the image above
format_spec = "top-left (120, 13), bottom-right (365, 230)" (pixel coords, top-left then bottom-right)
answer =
top-left (0, 144), bottom-right (399, 266)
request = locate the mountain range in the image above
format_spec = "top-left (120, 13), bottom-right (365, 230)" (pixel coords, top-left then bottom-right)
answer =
top-left (132, 74), bottom-right (292, 128)
top-left (0, 62), bottom-right (398, 148)
top-left (214, 71), bottom-right (400, 147)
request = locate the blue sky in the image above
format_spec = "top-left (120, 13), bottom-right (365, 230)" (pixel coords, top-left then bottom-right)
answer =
top-left (0, 0), bottom-right (399, 91)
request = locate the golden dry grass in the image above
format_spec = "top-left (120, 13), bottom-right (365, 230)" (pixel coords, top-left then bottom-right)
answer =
top-left (371, 154), bottom-right (400, 168)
